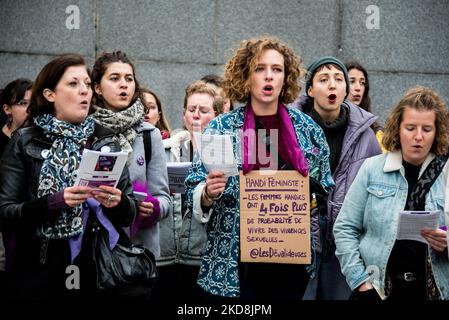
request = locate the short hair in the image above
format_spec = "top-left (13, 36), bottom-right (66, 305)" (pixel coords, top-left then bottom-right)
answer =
top-left (0, 78), bottom-right (33, 127)
top-left (201, 74), bottom-right (224, 87)
top-left (27, 54), bottom-right (89, 122)
top-left (183, 80), bottom-right (223, 115)
top-left (141, 87), bottom-right (171, 133)
top-left (201, 74), bottom-right (234, 111)
top-left (91, 51), bottom-right (141, 109)
top-left (382, 86), bottom-right (449, 155)
top-left (223, 36), bottom-right (305, 104)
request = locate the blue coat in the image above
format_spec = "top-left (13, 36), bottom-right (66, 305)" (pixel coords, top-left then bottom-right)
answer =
top-left (185, 106), bottom-right (334, 297)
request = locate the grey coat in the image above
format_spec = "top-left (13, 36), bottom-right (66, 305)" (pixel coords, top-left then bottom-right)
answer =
top-left (158, 130), bottom-right (207, 267)
top-left (127, 122), bottom-right (171, 258)
top-left (294, 95), bottom-right (382, 241)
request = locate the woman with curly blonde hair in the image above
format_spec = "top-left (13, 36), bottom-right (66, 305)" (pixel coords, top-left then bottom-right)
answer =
top-left (335, 86), bottom-right (449, 301)
top-left (185, 36), bottom-right (334, 300)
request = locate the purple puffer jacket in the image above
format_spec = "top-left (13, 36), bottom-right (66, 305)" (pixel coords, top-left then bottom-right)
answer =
top-left (292, 95), bottom-right (382, 242)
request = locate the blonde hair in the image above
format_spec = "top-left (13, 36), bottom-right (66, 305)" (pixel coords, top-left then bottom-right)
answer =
top-left (382, 86), bottom-right (449, 155)
top-left (223, 36), bottom-right (306, 104)
top-left (183, 80), bottom-right (223, 115)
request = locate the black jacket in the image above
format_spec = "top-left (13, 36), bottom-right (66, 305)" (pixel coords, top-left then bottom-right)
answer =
top-left (0, 123), bottom-right (137, 269)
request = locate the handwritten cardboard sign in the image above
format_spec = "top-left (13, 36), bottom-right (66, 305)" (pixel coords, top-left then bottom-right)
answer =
top-left (240, 170), bottom-right (310, 264)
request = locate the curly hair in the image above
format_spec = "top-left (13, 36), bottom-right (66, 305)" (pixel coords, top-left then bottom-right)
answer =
top-left (223, 36), bottom-right (305, 104)
top-left (382, 86), bottom-right (449, 155)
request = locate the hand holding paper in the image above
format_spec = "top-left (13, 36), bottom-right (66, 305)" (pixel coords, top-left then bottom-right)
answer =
top-left (421, 228), bottom-right (448, 252)
top-left (91, 185), bottom-right (122, 209)
top-left (74, 149), bottom-right (128, 189)
top-left (64, 185), bottom-right (93, 208)
top-left (205, 170), bottom-right (226, 198)
top-left (194, 133), bottom-right (239, 177)
top-left (396, 210), bottom-right (440, 243)
top-left (138, 201), bottom-right (154, 218)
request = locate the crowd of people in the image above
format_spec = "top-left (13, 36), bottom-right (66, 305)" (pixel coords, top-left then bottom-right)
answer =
top-left (0, 36), bottom-right (448, 301)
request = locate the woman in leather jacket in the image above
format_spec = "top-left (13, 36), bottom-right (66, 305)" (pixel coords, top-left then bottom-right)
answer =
top-left (0, 78), bottom-right (33, 297)
top-left (0, 54), bottom-right (137, 299)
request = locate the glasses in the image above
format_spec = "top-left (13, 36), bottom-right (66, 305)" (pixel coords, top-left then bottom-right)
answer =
top-left (13, 100), bottom-right (30, 108)
top-left (185, 105), bottom-right (215, 115)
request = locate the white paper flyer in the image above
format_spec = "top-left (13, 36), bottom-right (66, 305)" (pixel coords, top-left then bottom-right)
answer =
top-left (74, 149), bottom-right (128, 189)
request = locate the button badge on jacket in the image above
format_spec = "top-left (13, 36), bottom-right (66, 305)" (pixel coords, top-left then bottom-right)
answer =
top-left (137, 155), bottom-right (145, 166)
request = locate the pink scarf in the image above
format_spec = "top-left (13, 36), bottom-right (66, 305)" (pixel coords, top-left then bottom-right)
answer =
top-left (242, 102), bottom-right (309, 176)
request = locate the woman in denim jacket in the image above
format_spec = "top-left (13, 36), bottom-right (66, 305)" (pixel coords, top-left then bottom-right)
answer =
top-left (334, 86), bottom-right (449, 300)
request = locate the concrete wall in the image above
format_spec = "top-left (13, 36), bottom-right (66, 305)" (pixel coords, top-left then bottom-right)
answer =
top-left (1, 0), bottom-right (448, 129)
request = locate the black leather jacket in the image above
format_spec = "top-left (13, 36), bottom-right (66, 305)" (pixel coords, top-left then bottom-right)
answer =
top-left (0, 123), bottom-right (137, 268)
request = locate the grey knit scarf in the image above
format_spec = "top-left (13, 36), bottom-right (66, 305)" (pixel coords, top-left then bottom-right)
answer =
top-left (93, 99), bottom-right (144, 156)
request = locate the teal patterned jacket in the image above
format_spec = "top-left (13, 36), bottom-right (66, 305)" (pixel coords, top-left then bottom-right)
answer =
top-left (185, 105), bottom-right (334, 297)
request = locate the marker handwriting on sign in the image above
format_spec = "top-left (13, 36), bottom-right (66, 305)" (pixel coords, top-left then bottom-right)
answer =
top-left (259, 203), bottom-right (289, 214)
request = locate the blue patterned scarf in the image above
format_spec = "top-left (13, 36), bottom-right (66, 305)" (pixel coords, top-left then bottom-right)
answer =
top-left (34, 114), bottom-right (95, 239)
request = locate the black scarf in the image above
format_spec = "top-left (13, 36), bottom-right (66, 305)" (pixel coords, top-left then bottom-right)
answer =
top-left (307, 106), bottom-right (348, 173)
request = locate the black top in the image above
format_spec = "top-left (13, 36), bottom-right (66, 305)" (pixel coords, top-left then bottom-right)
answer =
top-left (0, 131), bottom-right (10, 157)
top-left (386, 160), bottom-right (427, 278)
top-left (306, 107), bottom-right (348, 174)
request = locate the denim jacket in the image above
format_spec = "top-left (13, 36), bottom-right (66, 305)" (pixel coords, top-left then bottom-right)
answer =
top-left (334, 151), bottom-right (449, 300)
top-left (185, 106), bottom-right (334, 297)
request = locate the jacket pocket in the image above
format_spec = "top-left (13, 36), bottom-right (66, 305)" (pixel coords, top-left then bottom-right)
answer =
top-left (365, 184), bottom-right (398, 226)
top-left (366, 185), bottom-right (397, 199)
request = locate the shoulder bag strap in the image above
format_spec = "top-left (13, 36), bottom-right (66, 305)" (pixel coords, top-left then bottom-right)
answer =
top-left (143, 130), bottom-right (152, 167)
top-left (407, 153), bottom-right (449, 210)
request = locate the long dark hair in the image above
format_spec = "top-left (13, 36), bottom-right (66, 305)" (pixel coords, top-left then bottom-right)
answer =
top-left (91, 51), bottom-right (141, 109)
top-left (0, 78), bottom-right (33, 127)
top-left (345, 60), bottom-right (382, 132)
top-left (141, 87), bottom-right (171, 133)
top-left (27, 54), bottom-right (90, 124)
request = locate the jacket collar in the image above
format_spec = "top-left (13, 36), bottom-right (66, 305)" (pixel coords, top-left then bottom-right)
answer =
top-left (230, 106), bottom-right (245, 128)
top-left (384, 150), bottom-right (435, 176)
